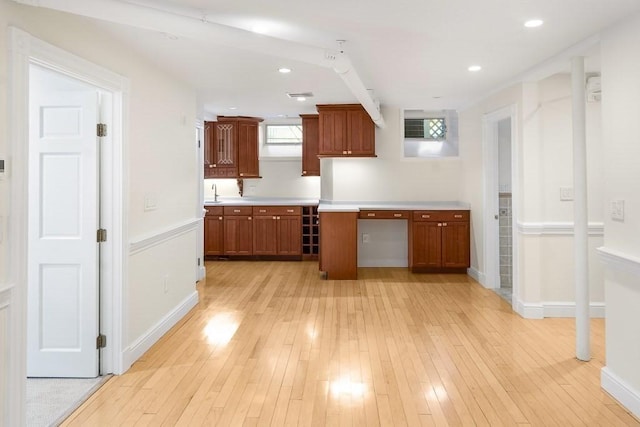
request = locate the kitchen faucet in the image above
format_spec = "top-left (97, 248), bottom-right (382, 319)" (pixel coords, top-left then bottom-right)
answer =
top-left (212, 183), bottom-right (218, 202)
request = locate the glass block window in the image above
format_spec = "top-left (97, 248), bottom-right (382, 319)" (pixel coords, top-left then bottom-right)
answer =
top-left (404, 118), bottom-right (446, 140)
top-left (265, 124), bottom-right (303, 144)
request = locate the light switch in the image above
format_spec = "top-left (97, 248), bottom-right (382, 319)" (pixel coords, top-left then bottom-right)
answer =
top-left (362, 233), bottom-right (370, 243)
top-left (559, 187), bottom-right (574, 201)
top-left (144, 193), bottom-right (158, 211)
top-left (611, 200), bottom-right (625, 221)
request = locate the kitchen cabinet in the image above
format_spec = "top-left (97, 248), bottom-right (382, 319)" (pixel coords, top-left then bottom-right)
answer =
top-left (319, 211), bottom-right (358, 279)
top-left (410, 210), bottom-right (469, 272)
top-left (204, 116), bottom-right (262, 179)
top-left (300, 114), bottom-right (320, 176)
top-left (204, 206), bottom-right (224, 256)
top-left (302, 205), bottom-right (319, 260)
top-left (316, 104), bottom-right (375, 157)
top-left (223, 206), bottom-right (253, 255)
top-left (252, 206), bottom-right (301, 256)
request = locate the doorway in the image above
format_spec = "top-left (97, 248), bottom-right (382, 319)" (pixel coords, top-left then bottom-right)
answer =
top-left (8, 27), bottom-right (128, 425)
top-left (483, 105), bottom-right (518, 310)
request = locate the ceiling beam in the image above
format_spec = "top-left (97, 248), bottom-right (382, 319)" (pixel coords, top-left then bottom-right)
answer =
top-left (13, 0), bottom-right (385, 127)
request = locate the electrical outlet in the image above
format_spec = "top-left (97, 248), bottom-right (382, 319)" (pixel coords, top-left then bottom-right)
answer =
top-left (559, 187), bottom-right (574, 201)
top-left (144, 193), bottom-right (158, 211)
top-left (611, 200), bottom-right (625, 221)
top-left (362, 233), bottom-right (370, 243)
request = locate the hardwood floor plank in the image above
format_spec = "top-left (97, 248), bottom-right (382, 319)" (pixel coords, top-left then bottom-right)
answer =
top-left (61, 262), bottom-right (640, 426)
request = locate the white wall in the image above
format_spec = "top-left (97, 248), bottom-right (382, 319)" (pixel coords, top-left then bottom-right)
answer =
top-left (459, 73), bottom-right (605, 316)
top-left (600, 11), bottom-right (640, 417)
top-left (498, 119), bottom-right (512, 192)
top-left (0, 1), bottom-right (199, 402)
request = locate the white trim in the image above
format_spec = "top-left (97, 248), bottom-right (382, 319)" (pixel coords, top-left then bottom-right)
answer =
top-left (602, 367), bottom-right (640, 418)
top-left (597, 247), bottom-right (640, 276)
top-left (122, 291), bottom-right (198, 371)
top-left (514, 299), bottom-right (544, 319)
top-left (543, 302), bottom-right (605, 318)
top-left (517, 221), bottom-right (605, 236)
top-left (467, 267), bottom-right (486, 286)
top-left (129, 218), bottom-right (201, 255)
top-left (8, 27), bottom-right (129, 424)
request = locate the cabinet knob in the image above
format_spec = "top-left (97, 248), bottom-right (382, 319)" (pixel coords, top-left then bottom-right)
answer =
top-left (212, 164), bottom-right (216, 168)
top-left (239, 173), bottom-right (244, 176)
top-left (248, 217), bottom-right (252, 220)
top-left (218, 216), bottom-right (223, 220)
top-left (348, 150), bottom-right (352, 154)
top-left (342, 150), bottom-right (347, 154)
top-left (438, 223), bottom-right (442, 227)
top-left (273, 216), bottom-right (277, 220)
top-left (443, 222), bottom-right (448, 226)
top-left (205, 209), bottom-right (209, 213)
top-left (209, 165), bottom-right (213, 168)
top-left (302, 170), bottom-right (307, 175)
top-left (277, 216), bottom-right (280, 220)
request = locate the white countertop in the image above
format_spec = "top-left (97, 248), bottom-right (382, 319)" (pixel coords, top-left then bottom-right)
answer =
top-left (317, 200), bottom-right (470, 212)
top-left (204, 197), bottom-right (470, 212)
top-left (204, 197), bottom-right (319, 206)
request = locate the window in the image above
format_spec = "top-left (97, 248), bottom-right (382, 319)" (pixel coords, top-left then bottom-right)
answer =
top-left (402, 110), bottom-right (459, 158)
top-left (404, 118), bottom-right (447, 140)
top-left (265, 124), bottom-right (303, 145)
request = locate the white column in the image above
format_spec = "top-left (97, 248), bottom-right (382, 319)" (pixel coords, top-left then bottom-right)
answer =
top-left (572, 56), bottom-right (590, 361)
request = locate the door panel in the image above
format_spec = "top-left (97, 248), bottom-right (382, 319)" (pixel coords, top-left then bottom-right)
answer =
top-left (411, 222), bottom-right (441, 268)
top-left (27, 65), bottom-right (99, 378)
top-left (277, 216), bottom-right (302, 255)
top-left (253, 216), bottom-right (277, 255)
top-left (441, 222), bottom-right (470, 268)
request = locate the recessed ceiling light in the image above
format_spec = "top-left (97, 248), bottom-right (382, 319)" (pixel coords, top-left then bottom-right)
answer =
top-left (468, 65), bottom-right (482, 72)
top-left (297, 97), bottom-right (306, 102)
top-left (524, 19), bottom-right (544, 28)
top-left (278, 67), bottom-right (292, 74)
top-left (229, 107), bottom-right (237, 110)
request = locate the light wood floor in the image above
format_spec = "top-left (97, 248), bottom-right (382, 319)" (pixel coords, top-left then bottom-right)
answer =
top-left (63, 261), bottom-right (639, 426)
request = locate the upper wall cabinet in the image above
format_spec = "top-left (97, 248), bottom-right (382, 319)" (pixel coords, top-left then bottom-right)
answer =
top-left (316, 104), bottom-right (375, 157)
top-left (300, 114), bottom-right (320, 176)
top-left (204, 116), bottom-right (263, 179)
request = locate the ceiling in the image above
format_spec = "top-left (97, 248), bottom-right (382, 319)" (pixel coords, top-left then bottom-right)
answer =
top-left (87, 0), bottom-right (640, 121)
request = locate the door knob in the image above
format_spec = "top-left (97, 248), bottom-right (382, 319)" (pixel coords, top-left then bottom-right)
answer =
top-left (494, 214), bottom-right (499, 220)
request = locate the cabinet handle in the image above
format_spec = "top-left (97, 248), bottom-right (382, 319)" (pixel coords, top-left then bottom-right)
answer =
top-left (239, 173), bottom-right (244, 176)
top-left (233, 209), bottom-right (241, 213)
top-left (287, 209), bottom-right (294, 213)
top-left (218, 216), bottom-right (223, 220)
top-left (342, 150), bottom-right (347, 154)
top-left (422, 215), bottom-right (430, 219)
top-left (259, 209), bottom-right (267, 213)
top-left (212, 164), bottom-right (216, 168)
top-left (277, 216), bottom-right (280, 220)
top-left (393, 213), bottom-right (402, 217)
top-left (205, 209), bottom-right (209, 213)
top-left (248, 217), bottom-right (252, 220)
top-left (367, 213), bottom-right (376, 217)
top-left (302, 170), bottom-right (307, 175)
top-left (454, 214), bottom-right (463, 218)
top-left (348, 150), bottom-right (352, 154)
top-left (443, 222), bottom-right (448, 226)
top-left (273, 216), bottom-right (277, 220)
top-left (209, 165), bottom-right (213, 168)
top-left (438, 223), bottom-right (442, 227)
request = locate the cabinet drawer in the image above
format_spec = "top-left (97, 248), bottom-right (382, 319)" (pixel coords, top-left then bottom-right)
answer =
top-left (413, 210), bottom-right (469, 222)
top-left (204, 206), bottom-right (223, 216)
top-left (224, 206), bottom-right (253, 216)
top-left (253, 206), bottom-right (301, 216)
top-left (359, 210), bottom-right (409, 219)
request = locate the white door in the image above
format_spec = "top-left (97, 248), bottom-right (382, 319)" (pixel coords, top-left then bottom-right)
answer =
top-left (27, 65), bottom-right (101, 378)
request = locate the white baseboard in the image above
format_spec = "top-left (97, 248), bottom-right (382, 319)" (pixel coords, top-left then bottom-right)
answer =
top-left (543, 302), bottom-right (605, 318)
top-left (514, 299), bottom-right (544, 319)
top-left (602, 367), bottom-right (640, 418)
top-left (467, 267), bottom-right (486, 286)
top-left (122, 291), bottom-right (198, 371)
top-left (198, 266), bottom-right (206, 281)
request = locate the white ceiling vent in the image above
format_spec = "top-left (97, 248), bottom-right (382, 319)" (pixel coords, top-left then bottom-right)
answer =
top-left (286, 92), bottom-right (314, 99)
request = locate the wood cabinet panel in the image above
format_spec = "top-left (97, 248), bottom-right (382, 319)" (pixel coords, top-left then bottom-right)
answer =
top-left (237, 119), bottom-right (260, 178)
top-left (319, 211), bottom-right (358, 279)
top-left (277, 215), bottom-right (302, 255)
top-left (301, 114), bottom-right (320, 176)
top-left (224, 206), bottom-right (253, 216)
top-left (253, 206), bottom-right (301, 216)
top-left (411, 221), bottom-right (441, 268)
top-left (358, 210), bottom-right (408, 219)
top-left (204, 117), bottom-right (262, 179)
top-left (204, 215), bottom-right (224, 256)
top-left (413, 210), bottom-right (469, 222)
top-left (410, 210), bottom-right (470, 272)
top-left (253, 216), bottom-right (278, 255)
top-left (441, 221), bottom-right (470, 268)
top-left (317, 104), bottom-right (375, 157)
top-left (224, 215), bottom-right (253, 255)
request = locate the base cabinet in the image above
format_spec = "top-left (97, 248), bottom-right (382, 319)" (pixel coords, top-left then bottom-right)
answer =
top-left (410, 211), bottom-right (470, 272)
top-left (319, 211), bottom-right (358, 280)
top-left (204, 206), bottom-right (224, 256)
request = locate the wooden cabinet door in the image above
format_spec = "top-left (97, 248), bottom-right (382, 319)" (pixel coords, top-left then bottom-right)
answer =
top-left (411, 221), bottom-right (441, 268)
top-left (204, 214), bottom-right (224, 256)
top-left (277, 215), bottom-right (302, 255)
top-left (318, 109), bottom-right (347, 155)
top-left (203, 121), bottom-right (216, 178)
top-left (301, 114), bottom-right (320, 176)
top-left (347, 109), bottom-right (375, 156)
top-left (224, 216), bottom-right (252, 255)
top-left (237, 120), bottom-right (260, 178)
top-left (253, 216), bottom-right (277, 255)
top-left (441, 221), bottom-right (470, 268)
top-left (319, 212), bottom-right (358, 279)
top-left (213, 121), bottom-right (238, 177)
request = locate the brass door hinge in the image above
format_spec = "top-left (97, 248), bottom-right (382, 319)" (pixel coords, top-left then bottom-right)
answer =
top-left (97, 228), bottom-right (107, 242)
top-left (96, 334), bottom-right (107, 349)
top-left (97, 123), bottom-right (108, 137)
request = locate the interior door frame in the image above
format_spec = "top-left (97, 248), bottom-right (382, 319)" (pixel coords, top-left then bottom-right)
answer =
top-left (482, 104), bottom-right (519, 311)
top-left (8, 27), bottom-right (129, 425)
